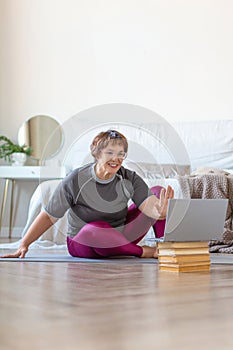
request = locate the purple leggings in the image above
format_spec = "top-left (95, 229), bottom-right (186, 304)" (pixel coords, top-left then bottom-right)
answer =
top-left (67, 186), bottom-right (166, 259)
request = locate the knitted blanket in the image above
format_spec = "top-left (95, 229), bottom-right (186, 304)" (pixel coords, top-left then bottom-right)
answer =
top-left (176, 175), bottom-right (233, 253)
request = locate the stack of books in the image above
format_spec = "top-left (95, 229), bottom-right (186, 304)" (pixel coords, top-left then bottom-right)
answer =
top-left (158, 241), bottom-right (210, 272)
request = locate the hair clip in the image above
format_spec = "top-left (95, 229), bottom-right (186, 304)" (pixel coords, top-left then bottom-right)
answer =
top-left (108, 130), bottom-right (121, 138)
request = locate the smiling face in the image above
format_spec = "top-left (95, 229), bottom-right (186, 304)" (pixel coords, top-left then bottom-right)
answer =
top-left (95, 140), bottom-right (126, 179)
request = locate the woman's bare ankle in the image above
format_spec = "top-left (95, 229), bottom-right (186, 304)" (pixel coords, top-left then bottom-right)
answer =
top-left (141, 245), bottom-right (158, 259)
top-left (153, 246), bottom-right (158, 259)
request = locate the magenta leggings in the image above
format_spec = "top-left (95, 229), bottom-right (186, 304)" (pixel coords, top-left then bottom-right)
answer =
top-left (67, 186), bottom-right (166, 259)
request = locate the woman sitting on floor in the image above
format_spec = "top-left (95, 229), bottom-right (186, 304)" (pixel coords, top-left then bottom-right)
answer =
top-left (2, 130), bottom-right (174, 259)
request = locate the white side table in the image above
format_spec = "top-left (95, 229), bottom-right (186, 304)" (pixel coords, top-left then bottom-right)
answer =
top-left (0, 166), bottom-right (66, 238)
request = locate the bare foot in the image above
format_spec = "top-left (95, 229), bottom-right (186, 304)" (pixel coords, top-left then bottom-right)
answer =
top-left (140, 245), bottom-right (158, 259)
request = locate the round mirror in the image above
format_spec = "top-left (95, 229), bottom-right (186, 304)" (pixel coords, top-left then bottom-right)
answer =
top-left (18, 115), bottom-right (63, 160)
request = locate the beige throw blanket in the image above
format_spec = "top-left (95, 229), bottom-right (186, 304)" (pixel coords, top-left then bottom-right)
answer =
top-left (176, 175), bottom-right (233, 253)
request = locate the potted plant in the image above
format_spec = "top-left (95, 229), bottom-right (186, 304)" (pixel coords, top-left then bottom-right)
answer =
top-left (0, 135), bottom-right (33, 165)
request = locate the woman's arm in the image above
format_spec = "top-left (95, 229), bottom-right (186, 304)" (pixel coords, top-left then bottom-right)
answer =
top-left (138, 185), bottom-right (174, 220)
top-left (1, 211), bottom-right (58, 258)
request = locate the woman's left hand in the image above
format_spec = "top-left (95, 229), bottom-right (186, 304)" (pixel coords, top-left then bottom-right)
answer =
top-left (157, 185), bottom-right (174, 219)
top-left (139, 185), bottom-right (174, 220)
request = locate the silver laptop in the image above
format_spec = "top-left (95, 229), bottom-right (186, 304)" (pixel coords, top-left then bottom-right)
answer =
top-left (151, 198), bottom-right (228, 242)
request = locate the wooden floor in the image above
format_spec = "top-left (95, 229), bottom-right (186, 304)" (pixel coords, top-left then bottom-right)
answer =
top-left (1, 240), bottom-right (233, 350)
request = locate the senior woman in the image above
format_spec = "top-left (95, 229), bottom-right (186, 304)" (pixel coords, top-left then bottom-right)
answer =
top-left (2, 130), bottom-right (174, 259)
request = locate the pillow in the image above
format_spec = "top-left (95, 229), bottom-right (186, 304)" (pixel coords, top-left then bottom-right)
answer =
top-left (125, 161), bottom-right (190, 179)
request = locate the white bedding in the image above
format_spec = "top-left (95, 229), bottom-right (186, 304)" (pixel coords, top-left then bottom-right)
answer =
top-left (173, 119), bottom-right (233, 172)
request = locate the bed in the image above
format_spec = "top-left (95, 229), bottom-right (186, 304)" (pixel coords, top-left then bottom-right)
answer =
top-left (2, 118), bottom-right (233, 251)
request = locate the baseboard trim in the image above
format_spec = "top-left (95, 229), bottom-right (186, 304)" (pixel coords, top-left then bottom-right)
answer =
top-left (0, 227), bottom-right (23, 238)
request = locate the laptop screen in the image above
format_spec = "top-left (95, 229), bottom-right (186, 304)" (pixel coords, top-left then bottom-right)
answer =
top-left (147, 199), bottom-right (228, 243)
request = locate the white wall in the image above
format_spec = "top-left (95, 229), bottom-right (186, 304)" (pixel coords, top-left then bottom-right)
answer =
top-left (1, 0), bottom-right (233, 236)
top-left (1, 0), bottom-right (233, 140)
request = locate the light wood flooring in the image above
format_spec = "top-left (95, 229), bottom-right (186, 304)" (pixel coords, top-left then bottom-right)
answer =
top-left (1, 239), bottom-right (233, 350)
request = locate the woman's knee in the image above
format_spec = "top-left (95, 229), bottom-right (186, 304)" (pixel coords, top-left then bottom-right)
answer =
top-left (150, 185), bottom-right (165, 198)
top-left (67, 236), bottom-right (99, 258)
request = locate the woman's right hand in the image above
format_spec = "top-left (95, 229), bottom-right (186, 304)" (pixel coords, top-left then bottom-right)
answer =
top-left (1, 211), bottom-right (56, 259)
top-left (1, 244), bottom-right (29, 259)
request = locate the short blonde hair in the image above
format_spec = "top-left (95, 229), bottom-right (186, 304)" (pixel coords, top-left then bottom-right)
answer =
top-left (90, 130), bottom-right (128, 160)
